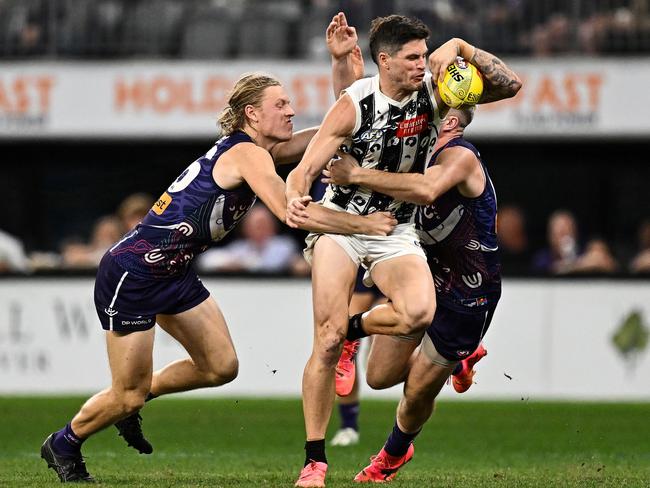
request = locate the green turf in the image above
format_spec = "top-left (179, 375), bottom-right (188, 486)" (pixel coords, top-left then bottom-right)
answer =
top-left (1, 396), bottom-right (649, 487)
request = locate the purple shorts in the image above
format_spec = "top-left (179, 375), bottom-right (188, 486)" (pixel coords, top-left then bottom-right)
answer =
top-left (426, 300), bottom-right (498, 361)
top-left (94, 252), bottom-right (210, 332)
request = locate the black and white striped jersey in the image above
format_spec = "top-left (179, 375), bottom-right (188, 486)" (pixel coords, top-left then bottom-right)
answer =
top-left (322, 73), bottom-right (443, 224)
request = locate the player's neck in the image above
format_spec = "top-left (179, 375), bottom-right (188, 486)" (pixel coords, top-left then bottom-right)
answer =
top-left (433, 131), bottom-right (462, 152)
top-left (378, 76), bottom-right (412, 103)
top-left (242, 127), bottom-right (277, 153)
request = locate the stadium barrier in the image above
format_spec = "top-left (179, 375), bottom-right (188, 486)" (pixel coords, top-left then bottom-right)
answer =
top-left (0, 277), bottom-right (648, 400)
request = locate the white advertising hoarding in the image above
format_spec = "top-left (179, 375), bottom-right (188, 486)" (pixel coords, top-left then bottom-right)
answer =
top-left (0, 59), bottom-right (647, 139)
top-left (0, 278), bottom-right (649, 400)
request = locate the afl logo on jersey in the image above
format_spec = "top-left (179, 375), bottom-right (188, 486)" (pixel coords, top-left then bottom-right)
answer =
top-left (168, 160), bottom-right (201, 193)
top-left (359, 129), bottom-right (383, 142)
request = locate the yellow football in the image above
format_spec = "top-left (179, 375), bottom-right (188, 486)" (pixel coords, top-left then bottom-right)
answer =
top-left (437, 58), bottom-right (483, 108)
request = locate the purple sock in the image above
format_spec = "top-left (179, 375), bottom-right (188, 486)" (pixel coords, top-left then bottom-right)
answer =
top-left (52, 423), bottom-right (84, 457)
top-left (383, 421), bottom-right (420, 457)
top-left (339, 402), bottom-right (359, 431)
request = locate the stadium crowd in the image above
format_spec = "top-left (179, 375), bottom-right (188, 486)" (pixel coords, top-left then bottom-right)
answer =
top-left (1, 0), bottom-right (649, 59)
top-left (1, 199), bottom-right (649, 276)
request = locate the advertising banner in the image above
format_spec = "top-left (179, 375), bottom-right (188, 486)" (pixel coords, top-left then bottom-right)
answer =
top-left (0, 59), bottom-right (647, 139)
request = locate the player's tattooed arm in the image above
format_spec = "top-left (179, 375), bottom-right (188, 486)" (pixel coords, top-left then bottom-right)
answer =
top-left (471, 48), bottom-right (522, 104)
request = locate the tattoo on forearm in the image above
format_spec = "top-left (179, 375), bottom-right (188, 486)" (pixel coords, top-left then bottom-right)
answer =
top-left (472, 48), bottom-right (522, 103)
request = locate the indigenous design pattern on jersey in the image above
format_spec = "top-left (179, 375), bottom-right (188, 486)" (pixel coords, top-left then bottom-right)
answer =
top-left (110, 131), bottom-right (257, 278)
top-left (323, 74), bottom-right (443, 224)
top-left (415, 137), bottom-right (501, 312)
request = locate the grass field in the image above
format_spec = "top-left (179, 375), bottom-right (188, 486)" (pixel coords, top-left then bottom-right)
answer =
top-left (1, 396), bottom-right (649, 487)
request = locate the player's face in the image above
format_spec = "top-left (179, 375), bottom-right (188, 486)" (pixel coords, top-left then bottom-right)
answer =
top-left (255, 85), bottom-right (295, 142)
top-left (387, 39), bottom-right (428, 91)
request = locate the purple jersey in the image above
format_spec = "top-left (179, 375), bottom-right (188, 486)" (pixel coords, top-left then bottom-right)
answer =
top-left (110, 131), bottom-right (257, 278)
top-left (415, 137), bottom-right (501, 313)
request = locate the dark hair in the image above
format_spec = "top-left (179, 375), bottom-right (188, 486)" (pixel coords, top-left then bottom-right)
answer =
top-left (369, 15), bottom-right (430, 65)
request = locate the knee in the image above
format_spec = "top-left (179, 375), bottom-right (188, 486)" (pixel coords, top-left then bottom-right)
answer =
top-left (117, 389), bottom-right (147, 415)
top-left (398, 301), bottom-right (435, 335)
top-left (313, 319), bottom-right (347, 368)
top-left (366, 373), bottom-right (392, 390)
top-left (205, 355), bottom-right (239, 386)
top-left (365, 367), bottom-right (401, 390)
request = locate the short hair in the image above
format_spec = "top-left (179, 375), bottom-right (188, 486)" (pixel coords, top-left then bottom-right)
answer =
top-left (448, 106), bottom-right (476, 128)
top-left (369, 15), bottom-right (430, 65)
top-left (218, 73), bottom-right (281, 135)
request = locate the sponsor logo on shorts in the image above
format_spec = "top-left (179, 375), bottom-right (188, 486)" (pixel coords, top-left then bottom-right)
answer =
top-left (457, 349), bottom-right (471, 357)
top-left (121, 319), bottom-right (153, 326)
top-left (104, 307), bottom-right (118, 317)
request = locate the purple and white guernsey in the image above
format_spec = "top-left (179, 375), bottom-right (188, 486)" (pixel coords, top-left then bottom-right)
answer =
top-left (110, 131), bottom-right (257, 278)
top-left (416, 137), bottom-right (501, 313)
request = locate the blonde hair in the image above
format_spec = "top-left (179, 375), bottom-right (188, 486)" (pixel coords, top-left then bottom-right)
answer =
top-left (218, 73), bottom-right (281, 135)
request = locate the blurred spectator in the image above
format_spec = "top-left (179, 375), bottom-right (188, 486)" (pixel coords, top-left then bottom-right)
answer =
top-left (630, 219), bottom-right (650, 273)
top-left (571, 237), bottom-right (619, 274)
top-left (496, 204), bottom-right (531, 274)
top-left (533, 210), bottom-right (619, 275)
top-left (0, 228), bottom-right (29, 273)
top-left (532, 210), bottom-right (581, 274)
top-left (117, 193), bottom-right (154, 232)
top-left (1, 0), bottom-right (650, 59)
top-left (60, 215), bottom-right (122, 269)
top-left (197, 204), bottom-right (301, 273)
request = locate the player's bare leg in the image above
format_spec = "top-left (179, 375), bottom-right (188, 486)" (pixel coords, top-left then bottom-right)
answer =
top-left (354, 255), bottom-right (436, 337)
top-left (296, 236), bottom-right (357, 486)
top-left (365, 334), bottom-right (422, 390)
top-left (355, 348), bottom-right (454, 483)
top-left (41, 329), bottom-right (154, 482)
top-left (115, 296), bottom-right (239, 455)
top-left (151, 296), bottom-right (239, 395)
top-left (331, 293), bottom-right (378, 447)
top-left (72, 329), bottom-right (155, 437)
top-left (397, 349), bottom-right (455, 432)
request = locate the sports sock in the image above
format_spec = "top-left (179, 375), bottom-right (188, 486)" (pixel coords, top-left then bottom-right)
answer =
top-left (346, 313), bottom-right (368, 341)
top-left (452, 362), bottom-right (463, 376)
top-left (145, 392), bottom-right (157, 402)
top-left (383, 421), bottom-right (420, 457)
top-left (339, 402), bottom-right (359, 431)
top-left (304, 439), bottom-right (327, 466)
top-left (52, 423), bottom-right (84, 457)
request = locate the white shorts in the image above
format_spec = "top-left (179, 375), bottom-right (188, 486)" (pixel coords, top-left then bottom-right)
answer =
top-left (304, 223), bottom-right (426, 286)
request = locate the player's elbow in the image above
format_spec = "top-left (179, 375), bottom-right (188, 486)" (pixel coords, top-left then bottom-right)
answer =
top-left (413, 186), bottom-right (438, 206)
top-left (505, 75), bottom-right (523, 98)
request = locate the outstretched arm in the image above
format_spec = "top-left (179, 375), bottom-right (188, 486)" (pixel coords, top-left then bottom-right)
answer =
top-left (236, 144), bottom-right (396, 235)
top-left (323, 148), bottom-right (482, 205)
top-left (270, 127), bottom-right (318, 165)
top-left (285, 94), bottom-right (356, 227)
top-left (327, 12), bottom-right (361, 98)
top-left (429, 38), bottom-right (522, 104)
